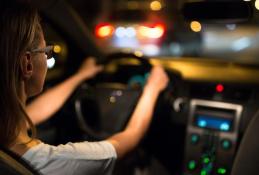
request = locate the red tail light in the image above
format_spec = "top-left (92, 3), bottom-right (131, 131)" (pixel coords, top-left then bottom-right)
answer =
top-left (95, 23), bottom-right (114, 38)
top-left (139, 23), bottom-right (165, 39)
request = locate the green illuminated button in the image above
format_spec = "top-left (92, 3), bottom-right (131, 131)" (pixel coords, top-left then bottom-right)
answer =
top-left (221, 139), bottom-right (232, 150)
top-left (200, 170), bottom-right (207, 175)
top-left (203, 157), bottom-right (210, 164)
top-left (187, 160), bottom-right (197, 171)
top-left (190, 134), bottom-right (200, 144)
top-left (217, 167), bottom-right (227, 174)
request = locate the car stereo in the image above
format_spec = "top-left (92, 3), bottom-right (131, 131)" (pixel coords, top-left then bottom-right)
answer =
top-left (195, 114), bottom-right (233, 132)
top-left (183, 99), bottom-right (242, 175)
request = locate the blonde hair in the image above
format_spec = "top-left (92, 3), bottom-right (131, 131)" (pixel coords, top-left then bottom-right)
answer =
top-left (0, 1), bottom-right (42, 147)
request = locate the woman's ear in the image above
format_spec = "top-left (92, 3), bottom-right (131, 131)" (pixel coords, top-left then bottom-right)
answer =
top-left (20, 52), bottom-right (33, 80)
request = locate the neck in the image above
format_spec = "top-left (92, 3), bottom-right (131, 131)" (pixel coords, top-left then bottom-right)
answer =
top-left (17, 123), bottom-right (32, 143)
top-left (9, 124), bottom-right (39, 156)
top-left (10, 122), bottom-right (41, 156)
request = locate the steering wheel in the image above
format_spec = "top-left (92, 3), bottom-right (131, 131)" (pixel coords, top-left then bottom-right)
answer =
top-left (73, 52), bottom-right (152, 140)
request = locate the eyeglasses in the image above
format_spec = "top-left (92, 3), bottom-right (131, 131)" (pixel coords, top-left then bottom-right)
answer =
top-left (30, 45), bottom-right (54, 60)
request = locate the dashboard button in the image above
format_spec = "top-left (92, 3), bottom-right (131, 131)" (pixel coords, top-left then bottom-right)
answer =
top-left (217, 167), bottom-right (227, 174)
top-left (190, 133), bottom-right (200, 144)
top-left (187, 160), bottom-right (197, 171)
top-left (221, 139), bottom-right (232, 150)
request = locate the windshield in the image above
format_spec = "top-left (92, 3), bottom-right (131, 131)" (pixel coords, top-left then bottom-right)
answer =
top-left (70, 0), bottom-right (259, 64)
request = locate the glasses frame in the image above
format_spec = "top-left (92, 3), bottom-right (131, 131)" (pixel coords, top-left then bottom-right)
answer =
top-left (30, 45), bottom-right (54, 60)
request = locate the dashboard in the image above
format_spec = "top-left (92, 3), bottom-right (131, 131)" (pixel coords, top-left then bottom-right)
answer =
top-left (81, 57), bottom-right (259, 175)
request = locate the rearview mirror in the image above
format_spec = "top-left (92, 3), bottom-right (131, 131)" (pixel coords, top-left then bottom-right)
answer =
top-left (182, 1), bottom-right (253, 23)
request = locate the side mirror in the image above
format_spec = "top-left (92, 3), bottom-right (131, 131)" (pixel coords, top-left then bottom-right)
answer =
top-left (182, 1), bottom-right (253, 23)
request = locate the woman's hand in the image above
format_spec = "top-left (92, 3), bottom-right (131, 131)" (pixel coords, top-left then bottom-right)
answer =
top-left (107, 65), bottom-right (169, 158)
top-left (76, 57), bottom-right (103, 80)
top-left (145, 66), bottom-right (169, 93)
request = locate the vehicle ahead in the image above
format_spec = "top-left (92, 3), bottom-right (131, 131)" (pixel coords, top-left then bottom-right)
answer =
top-left (93, 0), bottom-right (168, 56)
top-left (29, 0), bottom-right (259, 175)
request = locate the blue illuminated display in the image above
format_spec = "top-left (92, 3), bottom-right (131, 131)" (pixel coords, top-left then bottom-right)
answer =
top-left (196, 115), bottom-right (232, 131)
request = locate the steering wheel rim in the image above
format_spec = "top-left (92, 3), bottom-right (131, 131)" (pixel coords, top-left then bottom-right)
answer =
top-left (73, 51), bottom-right (152, 140)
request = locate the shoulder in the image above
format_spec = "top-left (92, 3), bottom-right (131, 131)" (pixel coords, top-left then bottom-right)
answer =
top-left (23, 141), bottom-right (117, 161)
top-left (22, 141), bottom-right (117, 175)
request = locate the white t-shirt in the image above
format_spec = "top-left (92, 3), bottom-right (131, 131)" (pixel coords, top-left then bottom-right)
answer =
top-left (22, 141), bottom-right (117, 175)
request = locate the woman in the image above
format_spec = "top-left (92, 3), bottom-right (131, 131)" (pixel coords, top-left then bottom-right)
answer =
top-left (0, 1), bottom-right (169, 175)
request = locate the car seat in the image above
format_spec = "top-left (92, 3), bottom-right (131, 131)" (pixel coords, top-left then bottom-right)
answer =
top-left (0, 147), bottom-right (41, 175)
top-left (231, 111), bottom-right (259, 175)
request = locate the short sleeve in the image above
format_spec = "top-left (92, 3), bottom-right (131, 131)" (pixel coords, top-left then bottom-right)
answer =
top-left (22, 141), bottom-right (117, 175)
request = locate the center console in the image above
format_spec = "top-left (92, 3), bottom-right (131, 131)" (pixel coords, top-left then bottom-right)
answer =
top-left (183, 99), bottom-right (242, 175)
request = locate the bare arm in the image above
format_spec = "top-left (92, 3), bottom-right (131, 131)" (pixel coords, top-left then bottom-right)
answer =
top-left (27, 58), bottom-right (103, 125)
top-left (106, 66), bottom-right (169, 158)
